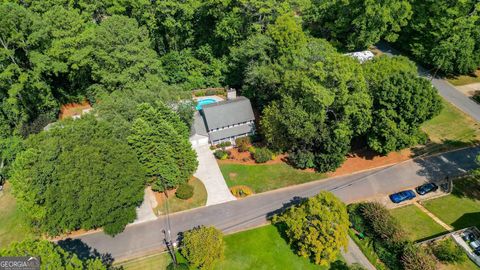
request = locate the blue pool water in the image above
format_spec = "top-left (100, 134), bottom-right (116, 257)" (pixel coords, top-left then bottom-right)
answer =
top-left (196, 98), bottom-right (217, 110)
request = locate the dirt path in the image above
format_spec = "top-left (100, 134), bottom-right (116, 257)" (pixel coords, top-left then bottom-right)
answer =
top-left (414, 202), bottom-right (454, 231)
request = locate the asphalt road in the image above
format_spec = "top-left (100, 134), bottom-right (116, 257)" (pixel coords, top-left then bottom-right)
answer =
top-left (376, 42), bottom-right (480, 122)
top-left (71, 146), bottom-right (480, 261)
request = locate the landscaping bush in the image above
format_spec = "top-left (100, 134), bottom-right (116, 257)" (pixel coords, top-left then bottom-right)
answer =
top-left (205, 88), bottom-right (224, 96)
top-left (253, 147), bottom-right (273, 163)
top-left (401, 244), bottom-right (436, 270)
top-left (431, 238), bottom-right (465, 263)
top-left (214, 150), bottom-right (228, 160)
top-left (288, 149), bottom-right (315, 169)
top-left (181, 226), bottom-right (224, 270)
top-left (209, 145), bottom-right (216, 150)
top-left (235, 136), bottom-right (251, 152)
top-left (230, 185), bottom-right (254, 197)
top-left (194, 90), bottom-right (206, 97)
top-left (176, 183), bottom-right (194, 200)
top-left (217, 141), bottom-right (231, 148)
top-left (248, 146), bottom-right (256, 154)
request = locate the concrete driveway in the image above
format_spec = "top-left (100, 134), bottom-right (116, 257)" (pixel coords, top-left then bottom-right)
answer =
top-left (193, 144), bottom-right (236, 205)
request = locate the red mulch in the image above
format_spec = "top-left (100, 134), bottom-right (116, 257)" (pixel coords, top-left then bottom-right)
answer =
top-left (218, 147), bottom-right (412, 176)
top-left (59, 101), bottom-right (92, 120)
top-left (328, 148), bottom-right (413, 177)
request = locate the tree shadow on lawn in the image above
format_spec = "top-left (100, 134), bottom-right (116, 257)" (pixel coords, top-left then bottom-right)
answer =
top-left (451, 212), bottom-right (480, 230)
top-left (451, 176), bottom-right (480, 200)
top-left (57, 238), bottom-right (114, 266)
top-left (413, 143), bottom-right (480, 182)
top-left (411, 139), bottom-right (479, 157)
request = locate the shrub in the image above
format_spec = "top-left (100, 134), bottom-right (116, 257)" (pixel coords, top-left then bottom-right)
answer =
top-left (181, 226), bottom-right (224, 270)
top-left (194, 90), bottom-right (206, 97)
top-left (176, 183), bottom-right (194, 200)
top-left (235, 136), bottom-right (251, 152)
top-left (230, 185), bottom-right (254, 197)
top-left (401, 244), bottom-right (436, 270)
top-left (217, 141), bottom-right (231, 148)
top-left (288, 149), bottom-right (315, 169)
top-left (253, 147), bottom-right (273, 163)
top-left (431, 238), bottom-right (465, 263)
top-left (209, 145), bottom-right (216, 150)
top-left (248, 146), bottom-right (256, 153)
top-left (214, 150), bottom-right (228, 160)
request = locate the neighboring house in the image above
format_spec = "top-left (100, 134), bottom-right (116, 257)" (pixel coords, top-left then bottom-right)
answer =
top-left (192, 90), bottom-right (255, 146)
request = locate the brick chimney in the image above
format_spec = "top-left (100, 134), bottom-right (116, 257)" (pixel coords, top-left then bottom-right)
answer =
top-left (227, 88), bottom-right (237, 100)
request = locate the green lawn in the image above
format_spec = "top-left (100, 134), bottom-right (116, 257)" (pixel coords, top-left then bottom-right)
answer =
top-left (440, 258), bottom-right (480, 270)
top-left (215, 225), bottom-right (342, 270)
top-left (419, 99), bottom-right (480, 155)
top-left (0, 183), bottom-right (35, 247)
top-left (115, 253), bottom-right (172, 270)
top-left (117, 225), bottom-right (345, 270)
top-left (220, 163), bottom-right (325, 193)
top-left (422, 177), bottom-right (480, 230)
top-left (390, 205), bottom-right (448, 242)
top-left (154, 177), bottom-right (207, 215)
top-left (447, 69), bottom-right (480, 86)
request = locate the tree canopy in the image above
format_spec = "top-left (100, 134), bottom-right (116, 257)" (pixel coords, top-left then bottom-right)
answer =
top-left (272, 191), bottom-right (349, 266)
top-left (181, 226), bottom-right (224, 270)
top-left (0, 239), bottom-right (107, 270)
top-left (10, 116), bottom-right (145, 236)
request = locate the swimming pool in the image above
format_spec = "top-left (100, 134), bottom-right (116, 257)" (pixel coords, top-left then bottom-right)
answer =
top-left (196, 98), bottom-right (217, 110)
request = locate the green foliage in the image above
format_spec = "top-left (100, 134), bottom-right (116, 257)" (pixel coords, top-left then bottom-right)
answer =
top-left (214, 150), bottom-right (229, 160)
top-left (128, 103), bottom-right (197, 191)
top-left (176, 183), bottom-right (194, 200)
top-left (181, 226), bottom-right (224, 270)
top-left (397, 0), bottom-right (480, 74)
top-left (401, 244), bottom-right (436, 270)
top-left (167, 262), bottom-right (190, 270)
top-left (217, 141), bottom-right (232, 148)
top-left (0, 239), bottom-right (107, 270)
top-left (235, 136), bottom-right (251, 152)
top-left (288, 149), bottom-right (315, 169)
top-left (0, 136), bottom-right (23, 181)
top-left (272, 191), bottom-right (349, 266)
top-left (364, 57), bottom-right (443, 154)
top-left (10, 116), bottom-right (145, 236)
top-left (359, 202), bottom-right (407, 247)
top-left (431, 238), bottom-right (465, 263)
top-left (304, 0), bottom-right (412, 50)
top-left (253, 147), bottom-right (273, 163)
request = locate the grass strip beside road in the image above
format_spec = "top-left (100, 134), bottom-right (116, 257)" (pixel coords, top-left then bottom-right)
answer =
top-left (419, 99), bottom-right (480, 155)
top-left (154, 177), bottom-right (207, 215)
top-left (220, 163), bottom-right (325, 193)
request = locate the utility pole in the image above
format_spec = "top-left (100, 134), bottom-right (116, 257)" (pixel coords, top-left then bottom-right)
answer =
top-left (162, 181), bottom-right (177, 266)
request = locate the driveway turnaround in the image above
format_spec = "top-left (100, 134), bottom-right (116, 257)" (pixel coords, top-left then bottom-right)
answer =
top-left (193, 144), bottom-right (236, 205)
top-left (376, 42), bottom-right (480, 122)
top-left (75, 146), bottom-right (480, 261)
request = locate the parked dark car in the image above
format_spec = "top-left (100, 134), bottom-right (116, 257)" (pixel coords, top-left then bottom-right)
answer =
top-left (463, 232), bottom-right (475, 242)
top-left (415, 183), bottom-right (438, 195)
top-left (389, 190), bottom-right (416, 203)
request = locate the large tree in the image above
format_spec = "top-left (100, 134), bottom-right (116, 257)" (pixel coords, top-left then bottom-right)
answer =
top-left (10, 116), bottom-right (145, 236)
top-left (272, 191), bottom-right (349, 266)
top-left (248, 18), bottom-right (372, 172)
top-left (304, 0), bottom-right (412, 50)
top-left (363, 56), bottom-right (443, 153)
top-left (397, 0), bottom-right (480, 74)
top-left (128, 103), bottom-right (197, 191)
top-left (181, 226), bottom-right (224, 270)
top-left (0, 239), bottom-right (107, 270)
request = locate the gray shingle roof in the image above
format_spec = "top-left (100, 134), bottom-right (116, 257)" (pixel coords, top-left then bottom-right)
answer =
top-left (208, 123), bottom-right (255, 141)
top-left (201, 96), bottom-right (255, 131)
